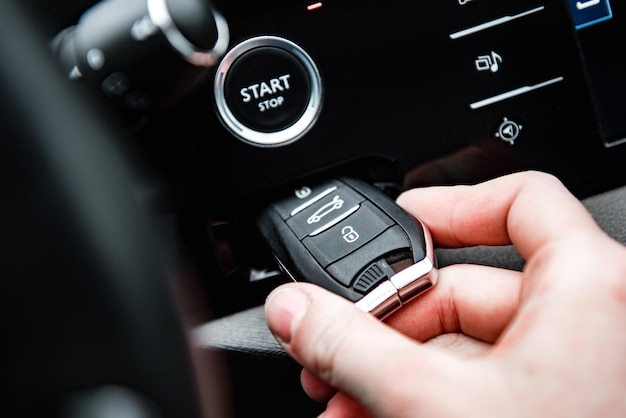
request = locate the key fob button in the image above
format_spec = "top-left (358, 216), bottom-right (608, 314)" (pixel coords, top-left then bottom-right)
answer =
top-left (272, 180), bottom-right (345, 220)
top-left (302, 201), bottom-right (395, 267)
top-left (326, 225), bottom-right (411, 287)
top-left (286, 185), bottom-right (365, 239)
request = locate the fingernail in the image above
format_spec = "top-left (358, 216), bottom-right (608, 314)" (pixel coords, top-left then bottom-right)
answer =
top-left (265, 287), bottom-right (309, 344)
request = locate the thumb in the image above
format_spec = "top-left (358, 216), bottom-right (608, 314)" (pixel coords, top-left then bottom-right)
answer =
top-left (264, 283), bottom-right (489, 416)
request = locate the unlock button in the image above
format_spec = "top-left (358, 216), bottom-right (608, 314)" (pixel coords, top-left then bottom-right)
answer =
top-left (302, 201), bottom-right (395, 267)
top-left (342, 226), bottom-right (360, 243)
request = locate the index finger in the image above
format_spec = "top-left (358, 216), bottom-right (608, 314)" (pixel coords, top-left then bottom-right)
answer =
top-left (396, 170), bottom-right (601, 260)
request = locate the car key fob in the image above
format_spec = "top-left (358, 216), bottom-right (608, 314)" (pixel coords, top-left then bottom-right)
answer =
top-left (257, 177), bottom-right (437, 319)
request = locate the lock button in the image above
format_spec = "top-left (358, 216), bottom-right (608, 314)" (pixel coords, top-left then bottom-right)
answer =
top-left (302, 201), bottom-right (395, 267)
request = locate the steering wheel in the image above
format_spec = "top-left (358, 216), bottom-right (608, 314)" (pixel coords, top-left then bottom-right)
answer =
top-left (0, 2), bottom-right (229, 416)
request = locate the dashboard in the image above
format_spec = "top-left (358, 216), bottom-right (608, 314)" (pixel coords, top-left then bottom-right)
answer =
top-left (142, 0), bottom-right (625, 202)
top-left (130, 0), bottom-right (626, 316)
top-left (21, 0), bottom-right (626, 341)
top-left (29, 0), bottom-right (626, 201)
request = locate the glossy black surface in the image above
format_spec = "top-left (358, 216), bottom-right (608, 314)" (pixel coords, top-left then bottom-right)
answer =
top-left (117, 0), bottom-right (623, 215)
top-left (21, 0), bottom-right (625, 311)
top-left (27, 0), bottom-right (626, 206)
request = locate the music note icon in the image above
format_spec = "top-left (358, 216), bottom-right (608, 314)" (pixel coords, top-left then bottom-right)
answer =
top-left (475, 51), bottom-right (503, 73)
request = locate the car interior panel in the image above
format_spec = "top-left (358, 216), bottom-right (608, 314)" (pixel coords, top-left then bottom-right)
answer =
top-left (3, 0), bottom-right (626, 416)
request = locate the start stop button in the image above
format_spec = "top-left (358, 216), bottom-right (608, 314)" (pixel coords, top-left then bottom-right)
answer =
top-left (214, 36), bottom-right (322, 146)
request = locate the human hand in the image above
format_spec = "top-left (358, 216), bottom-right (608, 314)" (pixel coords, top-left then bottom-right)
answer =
top-left (264, 171), bottom-right (626, 417)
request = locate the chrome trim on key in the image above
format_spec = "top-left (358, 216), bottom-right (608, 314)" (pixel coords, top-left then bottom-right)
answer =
top-left (355, 281), bottom-right (402, 319)
top-left (355, 219), bottom-right (438, 320)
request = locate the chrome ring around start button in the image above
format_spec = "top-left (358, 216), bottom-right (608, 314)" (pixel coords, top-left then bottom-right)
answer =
top-left (214, 36), bottom-right (322, 147)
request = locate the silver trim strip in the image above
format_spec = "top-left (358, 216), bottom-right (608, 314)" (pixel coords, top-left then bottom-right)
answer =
top-left (355, 281), bottom-right (401, 318)
top-left (604, 136), bottom-right (626, 148)
top-left (470, 76), bottom-right (564, 109)
top-left (389, 256), bottom-right (434, 291)
top-left (291, 186), bottom-right (338, 216)
top-left (147, 0), bottom-right (229, 67)
top-left (214, 36), bottom-right (323, 147)
top-left (355, 219), bottom-right (438, 320)
top-left (450, 6), bottom-right (545, 39)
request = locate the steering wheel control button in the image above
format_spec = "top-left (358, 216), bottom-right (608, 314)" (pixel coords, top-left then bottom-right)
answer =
top-left (214, 36), bottom-right (322, 146)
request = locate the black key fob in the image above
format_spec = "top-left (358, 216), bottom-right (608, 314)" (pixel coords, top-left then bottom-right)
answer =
top-left (257, 177), bottom-right (437, 320)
